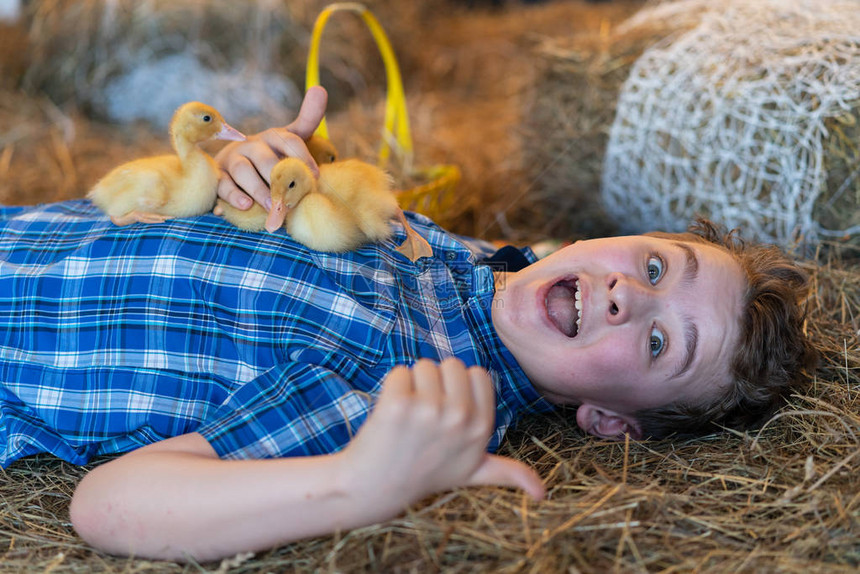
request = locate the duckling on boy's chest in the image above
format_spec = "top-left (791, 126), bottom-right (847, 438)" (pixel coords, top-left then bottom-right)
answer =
top-left (88, 102), bottom-right (244, 226)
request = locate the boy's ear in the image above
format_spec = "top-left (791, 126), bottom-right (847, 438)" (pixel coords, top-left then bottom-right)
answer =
top-left (576, 404), bottom-right (643, 441)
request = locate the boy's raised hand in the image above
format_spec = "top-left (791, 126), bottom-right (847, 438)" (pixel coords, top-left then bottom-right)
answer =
top-left (215, 86), bottom-right (328, 219)
top-left (342, 358), bottom-right (545, 515)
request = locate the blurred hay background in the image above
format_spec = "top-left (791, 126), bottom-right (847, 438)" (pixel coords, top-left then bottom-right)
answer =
top-left (1, 0), bottom-right (859, 572)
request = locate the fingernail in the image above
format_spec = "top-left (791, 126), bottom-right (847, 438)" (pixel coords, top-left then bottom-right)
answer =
top-left (264, 197), bottom-right (272, 211)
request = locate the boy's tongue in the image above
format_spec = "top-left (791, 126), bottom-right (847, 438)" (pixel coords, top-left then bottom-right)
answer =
top-left (547, 281), bottom-right (577, 337)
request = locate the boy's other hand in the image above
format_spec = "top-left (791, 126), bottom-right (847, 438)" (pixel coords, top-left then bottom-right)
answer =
top-left (342, 358), bottom-right (545, 515)
top-left (215, 86), bottom-right (327, 218)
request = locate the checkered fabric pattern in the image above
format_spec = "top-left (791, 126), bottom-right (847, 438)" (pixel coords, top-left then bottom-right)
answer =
top-left (0, 201), bottom-right (552, 467)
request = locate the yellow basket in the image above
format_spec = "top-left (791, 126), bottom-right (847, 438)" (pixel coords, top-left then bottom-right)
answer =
top-left (306, 2), bottom-right (460, 224)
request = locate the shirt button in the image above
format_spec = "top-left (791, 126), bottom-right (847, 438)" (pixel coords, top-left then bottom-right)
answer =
top-left (445, 251), bottom-right (457, 261)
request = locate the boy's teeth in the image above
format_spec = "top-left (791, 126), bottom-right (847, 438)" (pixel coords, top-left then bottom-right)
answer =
top-left (574, 279), bottom-right (582, 332)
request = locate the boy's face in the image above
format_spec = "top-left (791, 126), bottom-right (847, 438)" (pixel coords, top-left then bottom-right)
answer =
top-left (492, 235), bottom-right (746, 439)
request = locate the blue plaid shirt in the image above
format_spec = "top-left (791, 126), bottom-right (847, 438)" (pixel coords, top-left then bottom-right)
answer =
top-left (0, 200), bottom-right (553, 467)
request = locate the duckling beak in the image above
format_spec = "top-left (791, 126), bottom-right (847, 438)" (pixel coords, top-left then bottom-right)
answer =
top-left (265, 198), bottom-right (289, 233)
top-left (215, 122), bottom-right (246, 142)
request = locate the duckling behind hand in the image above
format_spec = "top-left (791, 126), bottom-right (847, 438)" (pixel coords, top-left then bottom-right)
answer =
top-left (88, 102), bottom-right (245, 226)
top-left (212, 134), bottom-right (338, 230)
top-left (217, 157), bottom-right (396, 250)
top-left (306, 135), bottom-right (338, 166)
top-left (273, 157), bottom-right (400, 253)
top-left (218, 155), bottom-right (433, 260)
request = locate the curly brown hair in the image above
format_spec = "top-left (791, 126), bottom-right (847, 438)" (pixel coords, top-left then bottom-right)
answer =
top-left (635, 219), bottom-right (818, 439)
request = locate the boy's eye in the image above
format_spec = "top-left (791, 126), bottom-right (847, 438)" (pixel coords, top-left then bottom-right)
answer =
top-left (647, 255), bottom-right (664, 285)
top-left (650, 326), bottom-right (666, 358)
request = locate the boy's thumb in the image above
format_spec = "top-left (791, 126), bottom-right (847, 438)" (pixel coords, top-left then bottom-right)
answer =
top-left (288, 86), bottom-right (328, 139)
top-left (468, 454), bottom-right (546, 500)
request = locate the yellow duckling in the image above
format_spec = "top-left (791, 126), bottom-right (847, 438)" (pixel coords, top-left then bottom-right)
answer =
top-left (88, 102), bottom-right (245, 226)
top-left (218, 157), bottom-right (433, 260)
top-left (210, 134), bottom-right (335, 228)
top-left (306, 135), bottom-right (338, 165)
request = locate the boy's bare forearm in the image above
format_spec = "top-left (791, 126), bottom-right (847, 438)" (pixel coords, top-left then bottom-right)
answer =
top-left (70, 434), bottom-right (398, 562)
top-left (69, 359), bottom-right (544, 561)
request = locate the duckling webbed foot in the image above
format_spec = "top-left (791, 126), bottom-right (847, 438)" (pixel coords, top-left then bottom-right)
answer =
top-left (395, 210), bottom-right (433, 262)
top-left (110, 211), bottom-right (170, 226)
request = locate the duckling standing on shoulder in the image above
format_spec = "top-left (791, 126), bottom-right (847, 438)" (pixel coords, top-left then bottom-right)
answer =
top-left (88, 102), bottom-right (245, 226)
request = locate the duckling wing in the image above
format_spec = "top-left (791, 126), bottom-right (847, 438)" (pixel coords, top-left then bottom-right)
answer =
top-left (287, 193), bottom-right (366, 253)
top-left (88, 156), bottom-right (177, 217)
top-left (216, 199), bottom-right (268, 232)
top-left (318, 160), bottom-right (399, 242)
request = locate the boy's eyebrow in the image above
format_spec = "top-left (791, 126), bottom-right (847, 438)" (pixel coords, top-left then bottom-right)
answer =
top-left (671, 242), bottom-right (700, 380)
top-left (674, 241), bottom-right (699, 286)
top-left (672, 319), bottom-right (699, 380)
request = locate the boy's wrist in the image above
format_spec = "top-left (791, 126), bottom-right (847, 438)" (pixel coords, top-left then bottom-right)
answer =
top-left (330, 447), bottom-right (413, 523)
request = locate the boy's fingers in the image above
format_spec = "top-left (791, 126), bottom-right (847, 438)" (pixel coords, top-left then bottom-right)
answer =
top-left (287, 86), bottom-right (328, 140)
top-left (467, 366), bottom-right (495, 433)
top-left (220, 155), bottom-right (275, 209)
top-left (440, 358), bottom-right (472, 411)
top-left (468, 366), bottom-right (494, 407)
top-left (260, 131), bottom-right (320, 178)
top-left (380, 365), bottom-right (412, 396)
top-left (216, 177), bottom-right (252, 210)
top-left (468, 455), bottom-right (546, 501)
top-left (412, 359), bottom-right (443, 407)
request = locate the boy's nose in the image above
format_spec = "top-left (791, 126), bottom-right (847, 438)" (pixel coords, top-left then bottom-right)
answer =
top-left (605, 272), bottom-right (651, 325)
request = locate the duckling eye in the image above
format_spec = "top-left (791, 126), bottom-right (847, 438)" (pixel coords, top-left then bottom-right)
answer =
top-left (289, 180), bottom-right (296, 189)
top-left (650, 326), bottom-right (666, 358)
top-left (202, 115), bottom-right (212, 122)
top-left (647, 255), bottom-right (664, 285)
top-left (329, 154), bottom-right (336, 162)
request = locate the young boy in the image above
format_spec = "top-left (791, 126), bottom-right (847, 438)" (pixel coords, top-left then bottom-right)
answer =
top-left (0, 88), bottom-right (814, 561)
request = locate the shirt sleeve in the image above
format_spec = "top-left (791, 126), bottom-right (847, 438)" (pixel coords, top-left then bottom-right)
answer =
top-left (197, 361), bottom-right (375, 460)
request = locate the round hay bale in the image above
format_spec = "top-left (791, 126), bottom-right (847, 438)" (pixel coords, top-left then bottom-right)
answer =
top-left (602, 0), bottom-right (860, 249)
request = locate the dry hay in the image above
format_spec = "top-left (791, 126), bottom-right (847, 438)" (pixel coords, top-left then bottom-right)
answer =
top-left (602, 0), bottom-right (860, 250)
top-left (0, 89), bottom-right (171, 207)
top-left (386, 0), bottom-right (651, 242)
top-left (0, 19), bottom-right (29, 90)
top-left (22, 0), bottom-right (305, 126)
top-left (1, 246), bottom-right (858, 573)
top-left (19, 0), bottom-right (432, 128)
top-left (2, 1), bottom-right (859, 571)
top-left (522, 0), bottom-right (671, 240)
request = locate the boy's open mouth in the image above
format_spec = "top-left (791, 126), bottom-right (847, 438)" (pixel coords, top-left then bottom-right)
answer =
top-left (546, 278), bottom-right (581, 337)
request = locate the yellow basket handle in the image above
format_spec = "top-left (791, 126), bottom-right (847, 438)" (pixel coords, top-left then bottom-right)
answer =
top-left (306, 2), bottom-right (412, 170)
